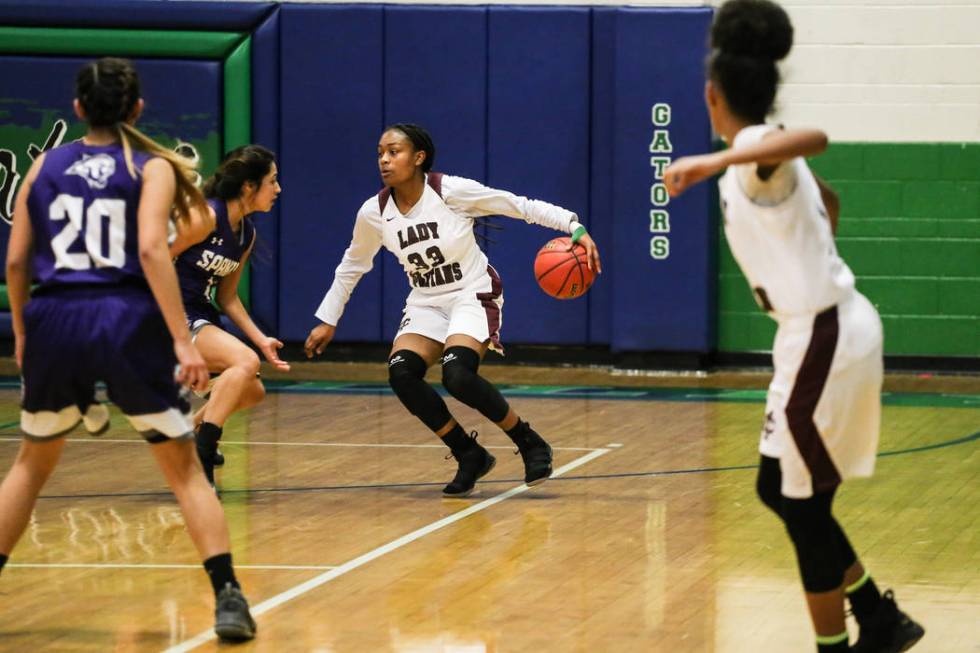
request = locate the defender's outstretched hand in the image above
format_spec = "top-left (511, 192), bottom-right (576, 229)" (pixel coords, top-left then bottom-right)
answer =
top-left (259, 336), bottom-right (291, 372)
top-left (304, 323), bottom-right (336, 359)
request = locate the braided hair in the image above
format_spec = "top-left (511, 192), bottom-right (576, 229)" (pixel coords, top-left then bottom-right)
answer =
top-left (74, 57), bottom-right (206, 223)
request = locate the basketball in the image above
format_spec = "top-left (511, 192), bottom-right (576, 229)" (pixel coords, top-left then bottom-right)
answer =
top-left (534, 236), bottom-right (595, 299)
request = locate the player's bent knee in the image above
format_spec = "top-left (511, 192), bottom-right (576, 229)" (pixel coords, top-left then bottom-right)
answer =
top-left (388, 349), bottom-right (428, 387)
top-left (236, 350), bottom-right (261, 378)
top-left (389, 350), bottom-right (452, 432)
top-left (440, 346), bottom-right (509, 423)
top-left (439, 346), bottom-right (480, 394)
top-left (783, 496), bottom-right (845, 593)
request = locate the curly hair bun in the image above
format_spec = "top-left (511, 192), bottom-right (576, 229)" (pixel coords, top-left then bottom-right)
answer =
top-left (711, 0), bottom-right (793, 61)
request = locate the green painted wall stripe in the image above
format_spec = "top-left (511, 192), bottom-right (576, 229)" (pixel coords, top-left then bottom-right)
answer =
top-left (0, 27), bottom-right (242, 58)
top-left (223, 37), bottom-right (252, 149)
top-left (719, 142), bottom-right (980, 357)
top-left (223, 36), bottom-right (253, 311)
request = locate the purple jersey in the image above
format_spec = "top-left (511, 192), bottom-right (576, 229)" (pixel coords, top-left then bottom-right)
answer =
top-left (26, 141), bottom-right (152, 289)
top-left (19, 140), bottom-right (191, 440)
top-left (174, 198), bottom-right (256, 323)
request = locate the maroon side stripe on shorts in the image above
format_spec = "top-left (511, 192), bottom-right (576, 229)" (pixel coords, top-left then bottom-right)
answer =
top-left (785, 305), bottom-right (842, 494)
top-left (476, 265), bottom-right (503, 351)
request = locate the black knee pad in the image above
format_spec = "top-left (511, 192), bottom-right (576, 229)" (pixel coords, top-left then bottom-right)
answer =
top-left (388, 350), bottom-right (451, 432)
top-left (830, 518), bottom-right (857, 571)
top-left (782, 493), bottom-right (846, 593)
top-left (440, 346), bottom-right (510, 423)
top-left (756, 455), bottom-right (783, 517)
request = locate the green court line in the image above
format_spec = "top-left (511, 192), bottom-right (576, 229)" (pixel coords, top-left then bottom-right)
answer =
top-left (0, 379), bottom-right (974, 409)
top-left (259, 380), bottom-right (979, 409)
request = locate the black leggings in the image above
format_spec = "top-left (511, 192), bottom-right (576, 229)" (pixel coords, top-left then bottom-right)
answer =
top-left (756, 455), bottom-right (858, 593)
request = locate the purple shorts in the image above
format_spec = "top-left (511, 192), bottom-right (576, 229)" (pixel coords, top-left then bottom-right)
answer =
top-left (20, 284), bottom-right (192, 440)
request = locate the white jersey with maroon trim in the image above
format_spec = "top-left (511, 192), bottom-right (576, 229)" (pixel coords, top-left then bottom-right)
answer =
top-left (315, 173), bottom-right (577, 326)
top-left (718, 124), bottom-right (855, 320)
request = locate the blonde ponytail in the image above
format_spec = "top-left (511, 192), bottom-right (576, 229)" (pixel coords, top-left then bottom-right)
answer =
top-left (117, 122), bottom-right (208, 225)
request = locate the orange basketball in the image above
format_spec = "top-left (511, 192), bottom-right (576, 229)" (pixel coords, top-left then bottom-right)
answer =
top-left (534, 237), bottom-right (595, 300)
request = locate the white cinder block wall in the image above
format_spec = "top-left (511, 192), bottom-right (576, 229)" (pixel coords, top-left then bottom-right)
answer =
top-left (266, 0), bottom-right (980, 143)
top-left (773, 1), bottom-right (980, 142)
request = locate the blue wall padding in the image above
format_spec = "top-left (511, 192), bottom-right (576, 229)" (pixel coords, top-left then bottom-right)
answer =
top-left (589, 8), bottom-right (617, 346)
top-left (248, 7), bottom-right (281, 335)
top-left (486, 6), bottom-right (591, 345)
top-left (0, 3), bottom-right (719, 354)
top-left (609, 8), bottom-right (714, 351)
top-left (0, 0), bottom-right (274, 30)
top-left (380, 6), bottom-right (489, 340)
top-left (277, 4), bottom-right (386, 342)
top-left (273, 4), bottom-right (715, 352)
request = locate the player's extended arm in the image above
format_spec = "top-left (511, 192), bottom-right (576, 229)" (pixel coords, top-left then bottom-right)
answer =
top-left (665, 128), bottom-right (828, 197)
top-left (7, 155), bottom-right (42, 369)
top-left (216, 238), bottom-right (290, 371)
top-left (445, 176), bottom-right (601, 272)
top-left (306, 206), bottom-right (382, 357)
top-left (138, 157), bottom-right (209, 391)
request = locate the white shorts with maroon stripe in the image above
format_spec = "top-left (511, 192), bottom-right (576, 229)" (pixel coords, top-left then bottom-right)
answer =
top-left (396, 265), bottom-right (504, 353)
top-left (761, 291), bottom-right (883, 498)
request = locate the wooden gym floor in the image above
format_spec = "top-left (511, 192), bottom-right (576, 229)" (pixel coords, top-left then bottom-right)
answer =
top-left (0, 361), bottom-right (976, 652)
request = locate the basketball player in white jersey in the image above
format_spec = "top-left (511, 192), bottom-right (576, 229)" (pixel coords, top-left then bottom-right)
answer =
top-left (305, 123), bottom-right (601, 498)
top-left (664, 2), bottom-right (923, 652)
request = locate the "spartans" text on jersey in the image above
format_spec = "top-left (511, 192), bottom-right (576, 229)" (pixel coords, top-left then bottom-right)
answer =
top-left (410, 262), bottom-right (462, 288)
top-left (195, 250), bottom-right (240, 277)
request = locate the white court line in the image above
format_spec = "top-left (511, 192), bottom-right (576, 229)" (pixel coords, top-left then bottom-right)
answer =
top-left (0, 436), bottom-right (601, 452)
top-left (162, 447), bottom-right (613, 653)
top-left (8, 563), bottom-right (336, 571)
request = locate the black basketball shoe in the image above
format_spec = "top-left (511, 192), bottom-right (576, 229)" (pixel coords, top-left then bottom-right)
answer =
top-left (214, 582), bottom-right (257, 641)
top-left (443, 433), bottom-right (496, 498)
top-left (851, 590), bottom-right (925, 653)
top-left (511, 423), bottom-right (553, 486)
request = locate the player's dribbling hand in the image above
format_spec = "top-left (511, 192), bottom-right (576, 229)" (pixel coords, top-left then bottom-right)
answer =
top-left (173, 338), bottom-right (209, 392)
top-left (259, 337), bottom-right (291, 372)
top-left (572, 233), bottom-right (603, 274)
top-left (304, 323), bottom-right (336, 359)
top-left (664, 153), bottom-right (725, 197)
